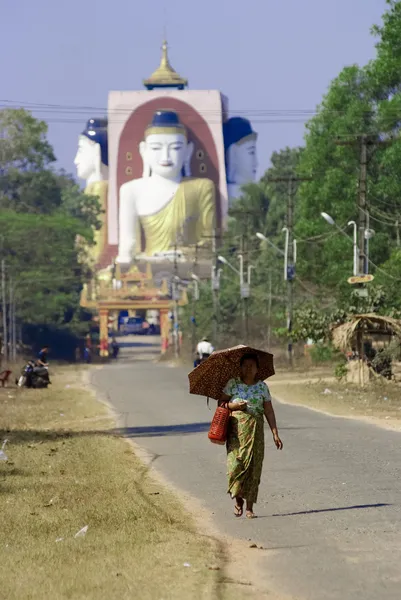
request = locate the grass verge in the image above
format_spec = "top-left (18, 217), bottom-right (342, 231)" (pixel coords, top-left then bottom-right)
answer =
top-left (0, 367), bottom-right (225, 600)
top-left (270, 376), bottom-right (401, 425)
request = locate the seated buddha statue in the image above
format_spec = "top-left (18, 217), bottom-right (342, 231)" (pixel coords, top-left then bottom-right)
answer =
top-left (223, 117), bottom-right (258, 206)
top-left (74, 118), bottom-right (109, 267)
top-left (116, 110), bottom-right (216, 264)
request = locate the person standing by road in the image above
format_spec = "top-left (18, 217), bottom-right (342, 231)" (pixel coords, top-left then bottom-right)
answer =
top-left (219, 352), bottom-right (283, 519)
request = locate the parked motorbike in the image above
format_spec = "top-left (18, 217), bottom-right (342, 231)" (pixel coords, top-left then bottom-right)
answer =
top-left (17, 361), bottom-right (50, 389)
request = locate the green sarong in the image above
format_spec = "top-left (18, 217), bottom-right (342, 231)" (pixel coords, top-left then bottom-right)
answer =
top-left (226, 411), bottom-right (264, 504)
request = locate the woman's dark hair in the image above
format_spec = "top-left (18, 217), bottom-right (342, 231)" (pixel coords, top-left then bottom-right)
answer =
top-left (240, 352), bottom-right (259, 369)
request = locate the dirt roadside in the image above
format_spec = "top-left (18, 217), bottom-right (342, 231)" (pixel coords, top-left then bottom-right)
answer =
top-left (269, 370), bottom-right (401, 433)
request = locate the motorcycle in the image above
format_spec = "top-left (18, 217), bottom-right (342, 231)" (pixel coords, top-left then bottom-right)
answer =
top-left (193, 353), bottom-right (211, 368)
top-left (17, 361), bottom-right (50, 389)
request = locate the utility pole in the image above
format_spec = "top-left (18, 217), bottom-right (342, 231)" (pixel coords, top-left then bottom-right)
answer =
top-left (12, 287), bottom-right (16, 362)
top-left (1, 260), bottom-right (7, 363)
top-left (266, 175), bottom-right (312, 366)
top-left (239, 233), bottom-right (247, 340)
top-left (211, 229), bottom-right (219, 348)
top-left (9, 279), bottom-right (13, 363)
top-left (359, 136), bottom-right (368, 275)
top-left (267, 270), bottom-right (272, 349)
top-left (191, 245), bottom-right (199, 356)
top-left (286, 178), bottom-right (294, 366)
top-left (335, 135), bottom-right (394, 275)
top-left (172, 240), bottom-right (179, 358)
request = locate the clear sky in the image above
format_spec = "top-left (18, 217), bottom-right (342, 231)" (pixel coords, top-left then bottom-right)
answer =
top-left (1, 0), bottom-right (387, 179)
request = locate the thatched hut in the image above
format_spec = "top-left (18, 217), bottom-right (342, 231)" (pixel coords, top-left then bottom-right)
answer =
top-left (331, 314), bottom-right (401, 385)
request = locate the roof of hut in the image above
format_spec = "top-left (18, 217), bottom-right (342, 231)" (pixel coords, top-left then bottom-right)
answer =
top-left (331, 313), bottom-right (401, 352)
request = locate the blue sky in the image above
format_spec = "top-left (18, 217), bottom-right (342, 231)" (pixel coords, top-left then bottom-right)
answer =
top-left (1, 0), bottom-right (387, 178)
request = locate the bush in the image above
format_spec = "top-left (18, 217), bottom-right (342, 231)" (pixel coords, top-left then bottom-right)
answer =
top-left (309, 343), bottom-right (336, 364)
top-left (334, 362), bottom-right (348, 381)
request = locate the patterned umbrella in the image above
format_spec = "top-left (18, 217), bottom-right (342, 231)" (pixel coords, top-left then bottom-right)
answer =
top-left (188, 344), bottom-right (275, 401)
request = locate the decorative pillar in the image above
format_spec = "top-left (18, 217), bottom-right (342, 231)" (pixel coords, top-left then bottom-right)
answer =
top-left (99, 308), bottom-right (109, 357)
top-left (160, 308), bottom-right (169, 354)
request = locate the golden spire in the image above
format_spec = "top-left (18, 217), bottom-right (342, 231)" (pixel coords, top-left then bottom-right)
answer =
top-left (143, 40), bottom-right (188, 90)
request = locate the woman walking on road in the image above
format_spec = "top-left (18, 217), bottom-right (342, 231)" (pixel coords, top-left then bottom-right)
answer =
top-left (220, 352), bottom-right (283, 519)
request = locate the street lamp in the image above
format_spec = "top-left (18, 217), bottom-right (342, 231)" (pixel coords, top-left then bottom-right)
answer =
top-left (256, 232), bottom-right (296, 281)
top-left (218, 255), bottom-right (240, 275)
top-left (256, 232), bottom-right (285, 256)
top-left (321, 212), bottom-right (361, 276)
top-left (191, 273), bottom-right (200, 301)
top-left (321, 212), bottom-right (335, 226)
top-left (218, 254), bottom-right (255, 339)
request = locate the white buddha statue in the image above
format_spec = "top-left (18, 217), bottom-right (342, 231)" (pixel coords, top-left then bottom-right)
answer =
top-left (117, 110), bottom-right (216, 263)
top-left (223, 117), bottom-right (258, 206)
top-left (74, 118), bottom-right (109, 266)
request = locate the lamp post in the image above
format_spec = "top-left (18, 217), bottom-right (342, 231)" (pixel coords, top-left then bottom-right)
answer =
top-left (256, 232), bottom-right (285, 256)
top-left (191, 274), bottom-right (200, 355)
top-left (211, 265), bottom-right (222, 348)
top-left (256, 232), bottom-right (296, 280)
top-left (256, 231), bottom-right (296, 364)
top-left (171, 275), bottom-right (181, 358)
top-left (218, 255), bottom-right (254, 340)
top-left (321, 212), bottom-right (374, 276)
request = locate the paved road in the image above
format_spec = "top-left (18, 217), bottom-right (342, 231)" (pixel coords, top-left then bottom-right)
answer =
top-left (93, 352), bottom-right (401, 600)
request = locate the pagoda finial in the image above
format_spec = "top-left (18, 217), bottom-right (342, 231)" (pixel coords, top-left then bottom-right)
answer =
top-left (161, 39), bottom-right (169, 66)
top-left (143, 39), bottom-right (188, 90)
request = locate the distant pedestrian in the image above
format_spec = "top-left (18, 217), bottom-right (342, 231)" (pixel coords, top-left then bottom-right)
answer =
top-left (84, 346), bottom-right (91, 363)
top-left (196, 337), bottom-right (214, 362)
top-left (111, 337), bottom-right (119, 359)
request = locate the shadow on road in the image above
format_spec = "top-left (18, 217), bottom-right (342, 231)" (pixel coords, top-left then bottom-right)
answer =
top-left (114, 422), bottom-right (211, 438)
top-left (0, 422), bottom-right (212, 444)
top-left (272, 502), bottom-right (391, 517)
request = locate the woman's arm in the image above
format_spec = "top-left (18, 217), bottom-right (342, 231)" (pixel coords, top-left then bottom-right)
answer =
top-left (264, 401), bottom-right (283, 449)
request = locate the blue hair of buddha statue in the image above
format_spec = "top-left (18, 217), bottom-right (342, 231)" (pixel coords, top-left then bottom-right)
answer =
top-left (81, 118), bottom-right (108, 166)
top-left (223, 117), bottom-right (257, 152)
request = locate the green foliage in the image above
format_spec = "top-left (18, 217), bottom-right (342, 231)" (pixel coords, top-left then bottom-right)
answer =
top-left (0, 108), bottom-right (101, 351)
top-left (334, 362), bottom-right (348, 381)
top-left (292, 306), bottom-right (333, 343)
top-left (0, 210), bottom-right (89, 327)
top-left (294, 1), bottom-right (401, 297)
top-left (309, 344), bottom-right (336, 364)
top-left (0, 108), bottom-right (55, 172)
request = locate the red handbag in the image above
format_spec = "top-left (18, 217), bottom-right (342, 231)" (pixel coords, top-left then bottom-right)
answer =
top-left (208, 404), bottom-right (230, 445)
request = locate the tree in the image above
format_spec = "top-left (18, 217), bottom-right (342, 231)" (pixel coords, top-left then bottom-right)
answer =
top-left (0, 109), bottom-right (101, 227)
top-left (0, 210), bottom-right (90, 327)
top-left (0, 109), bottom-right (101, 355)
top-left (0, 108), bottom-right (55, 173)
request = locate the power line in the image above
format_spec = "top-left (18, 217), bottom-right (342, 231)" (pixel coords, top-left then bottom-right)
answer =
top-left (4, 98), bottom-right (401, 118)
